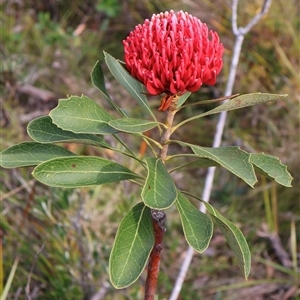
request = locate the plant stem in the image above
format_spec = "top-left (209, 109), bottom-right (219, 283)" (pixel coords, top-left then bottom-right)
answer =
top-left (159, 104), bottom-right (177, 160)
top-left (144, 210), bottom-right (166, 300)
top-left (144, 99), bottom-right (178, 300)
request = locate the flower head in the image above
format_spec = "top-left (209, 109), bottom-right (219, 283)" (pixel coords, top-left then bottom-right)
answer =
top-left (123, 10), bottom-right (224, 111)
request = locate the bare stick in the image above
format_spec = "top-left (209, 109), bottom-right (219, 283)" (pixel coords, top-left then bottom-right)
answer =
top-left (169, 1), bottom-right (273, 299)
top-left (144, 99), bottom-right (178, 300)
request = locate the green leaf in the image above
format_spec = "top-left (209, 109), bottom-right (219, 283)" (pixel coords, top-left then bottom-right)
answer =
top-left (27, 116), bottom-right (111, 148)
top-left (198, 93), bottom-right (288, 118)
top-left (0, 142), bottom-right (75, 168)
top-left (109, 202), bottom-right (154, 288)
top-left (199, 199), bottom-right (251, 279)
top-left (49, 95), bottom-right (117, 134)
top-left (176, 92), bottom-right (192, 109)
top-left (250, 153), bottom-right (293, 187)
top-left (91, 60), bottom-right (112, 104)
top-left (109, 118), bottom-right (159, 133)
top-left (91, 60), bottom-right (125, 116)
top-left (174, 94), bottom-right (289, 131)
top-left (170, 157), bottom-right (218, 173)
top-left (176, 193), bottom-right (213, 253)
top-left (32, 156), bottom-right (140, 187)
top-left (178, 142), bottom-right (257, 187)
top-left (141, 157), bottom-right (177, 209)
top-left (104, 51), bottom-right (157, 120)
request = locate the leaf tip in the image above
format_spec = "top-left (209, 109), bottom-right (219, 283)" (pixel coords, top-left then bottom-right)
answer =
top-left (250, 179), bottom-right (258, 188)
top-left (244, 267), bottom-right (251, 280)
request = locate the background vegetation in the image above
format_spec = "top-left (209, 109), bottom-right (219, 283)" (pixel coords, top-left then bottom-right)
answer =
top-left (1, 0), bottom-right (299, 299)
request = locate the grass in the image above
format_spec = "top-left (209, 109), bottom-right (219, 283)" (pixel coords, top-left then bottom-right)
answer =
top-left (1, 0), bottom-right (299, 299)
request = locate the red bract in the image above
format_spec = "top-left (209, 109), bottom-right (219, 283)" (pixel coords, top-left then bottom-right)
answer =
top-left (123, 10), bottom-right (224, 111)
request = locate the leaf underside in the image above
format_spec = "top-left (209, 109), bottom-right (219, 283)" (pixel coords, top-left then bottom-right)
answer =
top-left (199, 198), bottom-right (251, 279)
top-left (250, 153), bottom-right (293, 187)
top-left (197, 93), bottom-right (288, 118)
top-left (176, 193), bottom-right (213, 253)
top-left (28, 116), bottom-right (110, 148)
top-left (177, 142), bottom-right (257, 187)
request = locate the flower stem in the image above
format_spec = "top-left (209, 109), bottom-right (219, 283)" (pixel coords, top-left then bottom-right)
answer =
top-left (159, 112), bottom-right (176, 160)
top-left (144, 100), bottom-right (177, 300)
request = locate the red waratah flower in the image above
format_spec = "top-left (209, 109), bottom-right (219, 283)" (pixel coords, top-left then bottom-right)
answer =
top-left (123, 10), bottom-right (224, 111)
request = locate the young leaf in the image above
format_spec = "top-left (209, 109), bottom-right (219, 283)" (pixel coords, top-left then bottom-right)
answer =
top-left (177, 142), bottom-right (257, 187)
top-left (176, 92), bottom-right (192, 109)
top-left (104, 51), bottom-right (157, 120)
top-left (109, 118), bottom-right (159, 133)
top-left (197, 93), bottom-right (288, 118)
top-left (0, 142), bottom-right (75, 168)
top-left (32, 156), bottom-right (140, 187)
top-left (91, 60), bottom-right (125, 116)
top-left (109, 202), bottom-right (154, 288)
top-left (49, 95), bottom-right (117, 134)
top-left (199, 198), bottom-right (251, 279)
top-left (91, 60), bottom-right (113, 104)
top-left (141, 157), bottom-right (177, 209)
top-left (250, 153), bottom-right (293, 187)
top-left (174, 93), bottom-right (288, 130)
top-left (176, 193), bottom-right (213, 253)
top-left (28, 116), bottom-right (111, 148)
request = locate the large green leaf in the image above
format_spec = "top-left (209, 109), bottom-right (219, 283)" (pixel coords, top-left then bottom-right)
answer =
top-left (109, 202), bottom-right (154, 288)
top-left (91, 60), bottom-right (125, 116)
top-left (199, 198), bottom-right (251, 279)
top-left (250, 153), bottom-right (293, 187)
top-left (49, 95), bottom-right (117, 134)
top-left (104, 51), bottom-right (156, 120)
top-left (177, 142), bottom-right (257, 187)
top-left (141, 157), bottom-right (177, 209)
top-left (176, 193), bottom-right (213, 253)
top-left (32, 156), bottom-right (140, 187)
top-left (27, 116), bottom-right (111, 148)
top-left (170, 147), bottom-right (292, 188)
top-left (0, 142), bottom-right (75, 168)
top-left (109, 118), bottom-right (159, 133)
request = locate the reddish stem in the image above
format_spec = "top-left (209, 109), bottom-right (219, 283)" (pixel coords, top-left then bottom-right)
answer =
top-left (144, 210), bottom-right (166, 300)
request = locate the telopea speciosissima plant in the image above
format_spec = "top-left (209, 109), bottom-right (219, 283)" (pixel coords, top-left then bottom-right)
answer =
top-left (0, 10), bottom-right (293, 300)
